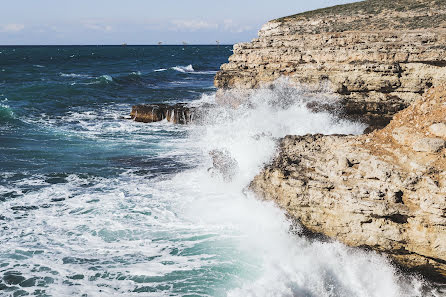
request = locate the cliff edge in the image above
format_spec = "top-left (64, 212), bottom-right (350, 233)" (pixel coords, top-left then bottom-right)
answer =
top-left (250, 86), bottom-right (446, 281)
top-left (215, 0), bottom-right (446, 127)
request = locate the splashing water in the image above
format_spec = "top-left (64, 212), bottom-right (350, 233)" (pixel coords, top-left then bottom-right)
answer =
top-left (172, 64), bottom-right (195, 73)
top-left (0, 46), bottom-right (442, 297)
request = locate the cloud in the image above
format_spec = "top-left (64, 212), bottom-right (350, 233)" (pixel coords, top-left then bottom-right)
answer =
top-left (82, 21), bottom-right (113, 32)
top-left (223, 19), bottom-right (252, 33)
top-left (1, 24), bottom-right (25, 33)
top-left (171, 20), bottom-right (218, 31)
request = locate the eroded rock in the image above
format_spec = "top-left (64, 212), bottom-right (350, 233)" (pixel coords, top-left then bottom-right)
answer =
top-left (412, 138), bottom-right (446, 152)
top-left (130, 103), bottom-right (195, 124)
top-left (429, 123), bottom-right (446, 138)
top-left (250, 86), bottom-right (446, 281)
top-left (215, 0), bottom-right (446, 126)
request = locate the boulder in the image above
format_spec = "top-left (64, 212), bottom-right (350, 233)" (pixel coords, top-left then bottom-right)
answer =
top-left (130, 103), bottom-right (195, 124)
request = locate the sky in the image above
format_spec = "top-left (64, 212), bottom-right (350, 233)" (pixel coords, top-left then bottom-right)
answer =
top-left (0, 0), bottom-right (359, 45)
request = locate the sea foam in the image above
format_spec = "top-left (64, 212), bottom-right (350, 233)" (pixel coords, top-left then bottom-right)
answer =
top-left (172, 64), bottom-right (195, 73)
top-left (0, 78), bottom-right (439, 296)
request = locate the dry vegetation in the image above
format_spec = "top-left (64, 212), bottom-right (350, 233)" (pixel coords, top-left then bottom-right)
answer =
top-left (273, 0), bottom-right (446, 33)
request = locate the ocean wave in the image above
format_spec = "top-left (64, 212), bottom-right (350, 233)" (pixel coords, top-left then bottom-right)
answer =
top-left (171, 64), bottom-right (194, 73)
top-left (60, 73), bottom-right (93, 79)
top-left (154, 68), bottom-right (167, 72)
top-left (33, 64), bottom-right (45, 68)
top-left (191, 70), bottom-right (218, 75)
top-left (0, 103), bottom-right (15, 122)
top-left (96, 74), bottom-right (113, 83)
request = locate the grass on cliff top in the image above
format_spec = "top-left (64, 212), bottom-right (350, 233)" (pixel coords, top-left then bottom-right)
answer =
top-left (274, 0), bottom-right (446, 30)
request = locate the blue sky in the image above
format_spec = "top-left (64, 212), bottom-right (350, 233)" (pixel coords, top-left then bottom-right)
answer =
top-left (1, 0), bottom-right (358, 45)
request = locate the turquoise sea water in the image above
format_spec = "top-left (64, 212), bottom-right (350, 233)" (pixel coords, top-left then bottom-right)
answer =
top-left (0, 46), bottom-right (441, 297)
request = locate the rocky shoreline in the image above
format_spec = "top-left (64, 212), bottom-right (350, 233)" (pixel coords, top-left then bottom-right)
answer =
top-left (250, 86), bottom-right (446, 281)
top-left (130, 103), bottom-right (196, 124)
top-left (128, 0), bottom-right (446, 282)
top-left (214, 0), bottom-right (446, 128)
top-left (216, 0), bottom-right (446, 282)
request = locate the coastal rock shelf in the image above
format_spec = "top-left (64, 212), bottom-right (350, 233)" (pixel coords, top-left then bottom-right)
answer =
top-left (250, 86), bottom-right (446, 281)
top-left (215, 0), bottom-right (446, 127)
top-left (131, 103), bottom-right (196, 124)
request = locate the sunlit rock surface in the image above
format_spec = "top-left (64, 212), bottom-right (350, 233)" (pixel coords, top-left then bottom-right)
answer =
top-left (215, 0), bottom-right (446, 127)
top-left (250, 86), bottom-right (446, 281)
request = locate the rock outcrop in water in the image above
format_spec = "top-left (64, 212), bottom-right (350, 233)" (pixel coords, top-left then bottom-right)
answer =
top-left (131, 103), bottom-right (195, 124)
top-left (215, 0), bottom-right (446, 127)
top-left (250, 86), bottom-right (446, 281)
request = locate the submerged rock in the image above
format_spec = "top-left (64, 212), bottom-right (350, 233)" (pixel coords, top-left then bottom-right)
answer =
top-left (208, 149), bottom-right (238, 181)
top-left (250, 86), bottom-right (446, 281)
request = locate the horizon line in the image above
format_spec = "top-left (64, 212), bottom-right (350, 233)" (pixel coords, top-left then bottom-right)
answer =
top-left (0, 44), bottom-right (234, 47)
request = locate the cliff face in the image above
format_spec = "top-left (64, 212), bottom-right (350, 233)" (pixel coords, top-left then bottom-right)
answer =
top-left (250, 86), bottom-right (446, 280)
top-left (215, 0), bottom-right (446, 126)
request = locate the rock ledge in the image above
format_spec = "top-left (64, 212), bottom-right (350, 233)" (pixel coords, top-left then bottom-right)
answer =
top-left (250, 86), bottom-right (446, 281)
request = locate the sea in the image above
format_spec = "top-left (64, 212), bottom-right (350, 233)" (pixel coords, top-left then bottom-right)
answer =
top-left (0, 45), bottom-right (442, 297)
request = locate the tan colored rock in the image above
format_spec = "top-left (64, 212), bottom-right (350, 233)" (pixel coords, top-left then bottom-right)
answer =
top-left (250, 86), bottom-right (446, 281)
top-left (215, 0), bottom-right (446, 127)
top-left (429, 123), bottom-right (446, 138)
top-left (412, 138), bottom-right (446, 152)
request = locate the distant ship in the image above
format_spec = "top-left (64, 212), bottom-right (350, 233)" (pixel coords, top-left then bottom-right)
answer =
top-left (121, 43), bottom-right (127, 46)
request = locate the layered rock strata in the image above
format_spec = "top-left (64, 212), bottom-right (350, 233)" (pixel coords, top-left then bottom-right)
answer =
top-left (215, 0), bottom-right (446, 126)
top-left (250, 86), bottom-right (446, 281)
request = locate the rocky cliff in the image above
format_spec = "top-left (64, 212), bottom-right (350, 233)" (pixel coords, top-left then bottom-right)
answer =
top-left (250, 86), bottom-right (446, 281)
top-left (215, 0), bottom-right (446, 127)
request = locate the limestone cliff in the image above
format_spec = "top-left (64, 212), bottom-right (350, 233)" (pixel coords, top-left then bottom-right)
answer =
top-left (250, 86), bottom-right (446, 281)
top-left (215, 0), bottom-right (446, 127)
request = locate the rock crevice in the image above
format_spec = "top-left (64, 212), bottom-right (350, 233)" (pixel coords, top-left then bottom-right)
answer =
top-left (215, 0), bottom-right (446, 126)
top-left (250, 86), bottom-right (446, 281)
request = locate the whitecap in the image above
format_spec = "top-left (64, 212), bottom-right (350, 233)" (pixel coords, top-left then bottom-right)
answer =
top-left (1, 79), bottom-right (439, 296)
top-left (60, 73), bottom-right (92, 79)
top-left (33, 64), bottom-right (45, 68)
top-left (191, 70), bottom-right (218, 75)
top-left (154, 68), bottom-right (167, 72)
top-left (98, 74), bottom-right (113, 82)
top-left (171, 64), bottom-right (194, 73)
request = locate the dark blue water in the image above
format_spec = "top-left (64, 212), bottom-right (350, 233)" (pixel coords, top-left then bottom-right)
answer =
top-left (0, 46), bottom-right (229, 178)
top-left (0, 46), bottom-right (438, 297)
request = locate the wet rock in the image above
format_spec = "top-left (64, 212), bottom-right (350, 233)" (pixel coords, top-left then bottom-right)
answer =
top-left (208, 150), bottom-right (238, 181)
top-left (130, 103), bottom-right (195, 124)
top-left (250, 86), bottom-right (446, 281)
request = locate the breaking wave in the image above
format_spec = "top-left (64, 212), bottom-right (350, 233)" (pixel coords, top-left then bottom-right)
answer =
top-left (172, 64), bottom-right (195, 73)
top-left (60, 73), bottom-right (93, 79)
top-left (0, 103), bottom-right (15, 122)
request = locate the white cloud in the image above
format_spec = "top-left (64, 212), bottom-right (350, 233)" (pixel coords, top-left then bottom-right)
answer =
top-left (171, 20), bottom-right (218, 31)
top-left (82, 21), bottom-right (113, 32)
top-left (223, 19), bottom-right (252, 33)
top-left (1, 24), bottom-right (25, 33)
